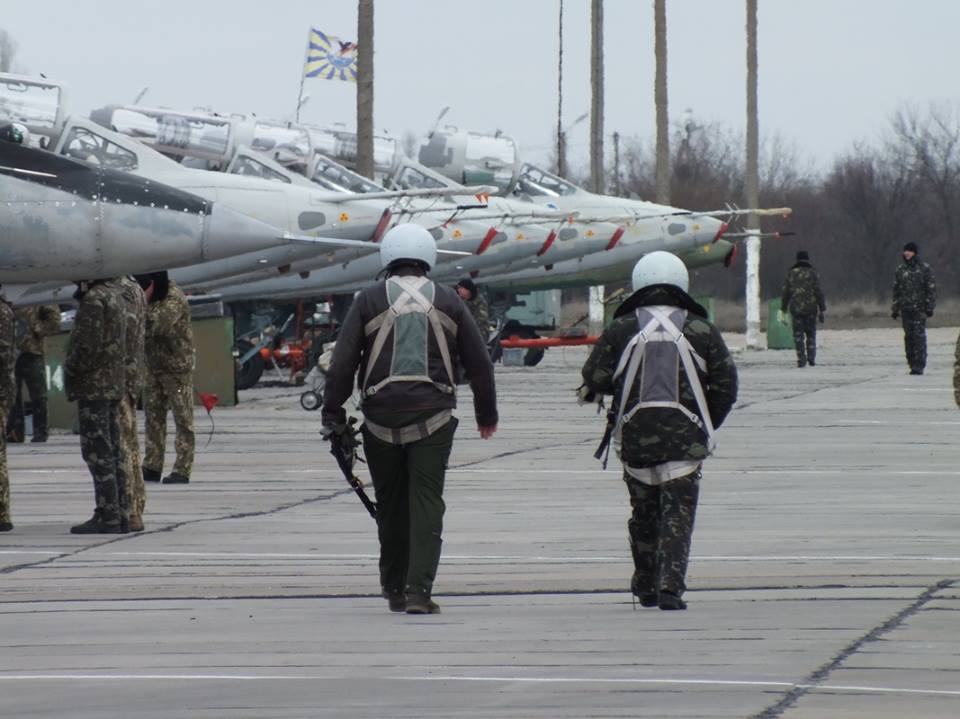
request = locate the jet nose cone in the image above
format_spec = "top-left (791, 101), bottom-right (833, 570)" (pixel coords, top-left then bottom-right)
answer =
top-left (695, 216), bottom-right (727, 245)
top-left (202, 205), bottom-right (289, 261)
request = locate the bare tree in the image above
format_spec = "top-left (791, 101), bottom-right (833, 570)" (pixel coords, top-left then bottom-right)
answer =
top-left (654, 0), bottom-right (670, 204)
top-left (355, 0), bottom-right (375, 179)
top-left (0, 30), bottom-right (17, 73)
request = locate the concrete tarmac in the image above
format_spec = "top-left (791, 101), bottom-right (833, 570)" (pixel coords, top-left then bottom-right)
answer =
top-left (2, 327), bottom-right (959, 718)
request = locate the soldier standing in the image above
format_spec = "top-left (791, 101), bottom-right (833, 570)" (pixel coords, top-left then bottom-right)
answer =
top-left (137, 272), bottom-right (195, 485)
top-left (117, 277), bottom-right (147, 531)
top-left (65, 279), bottom-right (128, 534)
top-left (780, 251), bottom-right (826, 368)
top-left (580, 252), bottom-right (738, 610)
top-left (892, 242), bottom-right (936, 375)
top-left (0, 287), bottom-right (15, 531)
top-left (322, 225), bottom-right (498, 615)
top-left (455, 278), bottom-right (490, 335)
top-left (6, 304), bottom-right (60, 442)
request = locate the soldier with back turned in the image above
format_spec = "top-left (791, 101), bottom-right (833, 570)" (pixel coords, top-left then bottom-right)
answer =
top-left (65, 279), bottom-right (128, 534)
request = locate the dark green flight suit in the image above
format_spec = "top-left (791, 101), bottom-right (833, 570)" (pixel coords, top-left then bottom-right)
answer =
top-left (322, 268), bottom-right (497, 604)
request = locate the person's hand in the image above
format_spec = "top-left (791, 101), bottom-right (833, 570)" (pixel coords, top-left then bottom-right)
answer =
top-left (576, 384), bottom-right (597, 405)
top-left (926, 310), bottom-right (934, 318)
top-left (321, 416), bottom-right (359, 451)
top-left (818, 312), bottom-right (825, 324)
top-left (478, 424), bottom-right (497, 439)
top-left (777, 310), bottom-right (787, 324)
top-left (891, 310), bottom-right (899, 320)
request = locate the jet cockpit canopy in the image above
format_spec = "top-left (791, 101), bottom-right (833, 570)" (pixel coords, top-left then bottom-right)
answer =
top-left (417, 128), bottom-right (520, 195)
top-left (0, 73), bottom-right (68, 147)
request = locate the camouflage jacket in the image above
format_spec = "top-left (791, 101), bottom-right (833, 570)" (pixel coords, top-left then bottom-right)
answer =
top-left (581, 285), bottom-right (738, 467)
top-left (118, 277), bottom-right (147, 397)
top-left (0, 298), bottom-right (14, 405)
top-left (145, 282), bottom-right (194, 376)
top-left (954, 332), bottom-right (960, 409)
top-left (465, 293), bottom-right (490, 333)
top-left (15, 304), bottom-right (61, 355)
top-left (64, 280), bottom-right (126, 401)
top-left (780, 261), bottom-right (825, 316)
top-left (892, 257), bottom-right (936, 316)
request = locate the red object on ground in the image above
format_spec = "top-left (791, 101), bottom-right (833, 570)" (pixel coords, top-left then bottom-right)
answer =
top-left (199, 393), bottom-right (219, 413)
top-left (500, 335), bottom-right (600, 348)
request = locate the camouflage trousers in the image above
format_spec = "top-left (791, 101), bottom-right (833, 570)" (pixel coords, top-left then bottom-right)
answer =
top-left (0, 398), bottom-right (10, 522)
top-left (118, 393), bottom-right (145, 517)
top-left (901, 312), bottom-right (927, 372)
top-left (791, 312), bottom-right (818, 366)
top-left (144, 371), bottom-right (195, 478)
top-left (626, 467), bottom-right (701, 597)
top-left (6, 352), bottom-right (47, 441)
top-left (78, 399), bottom-right (127, 523)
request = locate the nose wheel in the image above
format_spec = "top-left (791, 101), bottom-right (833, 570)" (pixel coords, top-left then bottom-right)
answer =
top-left (300, 390), bottom-right (321, 411)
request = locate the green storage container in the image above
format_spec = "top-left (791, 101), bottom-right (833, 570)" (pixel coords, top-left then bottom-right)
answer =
top-left (766, 298), bottom-right (795, 350)
top-left (694, 296), bottom-right (716, 324)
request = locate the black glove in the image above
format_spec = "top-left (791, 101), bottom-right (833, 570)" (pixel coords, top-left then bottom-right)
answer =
top-left (321, 416), bottom-right (360, 452)
top-left (818, 312), bottom-right (825, 324)
top-left (891, 311), bottom-right (899, 320)
top-left (926, 310), bottom-right (934, 318)
top-left (576, 384), bottom-right (597, 405)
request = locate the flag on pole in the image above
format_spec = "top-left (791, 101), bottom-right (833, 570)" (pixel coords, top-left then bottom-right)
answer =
top-left (303, 28), bottom-right (358, 82)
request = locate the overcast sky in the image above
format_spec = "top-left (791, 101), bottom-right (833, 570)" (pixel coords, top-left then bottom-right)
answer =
top-left (4, 1), bottom-right (957, 173)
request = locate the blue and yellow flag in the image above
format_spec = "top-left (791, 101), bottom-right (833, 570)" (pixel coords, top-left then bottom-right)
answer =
top-left (303, 28), bottom-right (358, 82)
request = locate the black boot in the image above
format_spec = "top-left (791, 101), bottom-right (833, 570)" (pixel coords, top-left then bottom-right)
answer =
top-left (658, 591), bottom-right (687, 611)
top-left (162, 472), bottom-right (190, 484)
top-left (142, 467), bottom-right (162, 483)
top-left (405, 593), bottom-right (441, 614)
top-left (70, 511), bottom-right (122, 535)
top-left (383, 589), bottom-right (406, 613)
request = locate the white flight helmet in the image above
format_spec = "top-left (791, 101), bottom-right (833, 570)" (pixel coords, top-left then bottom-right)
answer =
top-left (631, 251), bottom-right (689, 293)
top-left (380, 223), bottom-right (437, 270)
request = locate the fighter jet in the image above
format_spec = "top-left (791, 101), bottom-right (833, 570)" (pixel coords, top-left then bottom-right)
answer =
top-left (0, 139), bottom-right (313, 288)
top-left (420, 128), bottom-right (731, 253)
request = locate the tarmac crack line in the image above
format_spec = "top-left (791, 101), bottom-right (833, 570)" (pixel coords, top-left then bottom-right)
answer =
top-left (451, 438), bottom-right (595, 469)
top-left (749, 577), bottom-right (956, 719)
top-left (733, 370), bottom-right (898, 411)
top-left (0, 489), bottom-right (351, 577)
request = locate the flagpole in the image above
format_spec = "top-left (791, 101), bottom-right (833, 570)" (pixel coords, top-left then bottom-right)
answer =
top-left (296, 27), bottom-right (311, 123)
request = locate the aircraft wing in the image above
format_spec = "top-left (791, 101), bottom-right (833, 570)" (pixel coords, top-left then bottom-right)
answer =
top-left (281, 232), bottom-right (469, 257)
top-left (574, 206), bottom-right (792, 224)
top-left (332, 185), bottom-right (497, 203)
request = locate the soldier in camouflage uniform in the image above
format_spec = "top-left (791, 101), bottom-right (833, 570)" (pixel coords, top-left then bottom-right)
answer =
top-left (137, 272), bottom-right (195, 484)
top-left (580, 252), bottom-right (737, 611)
top-left (456, 278), bottom-right (490, 336)
top-left (954, 332), bottom-right (960, 409)
top-left (0, 288), bottom-right (15, 531)
top-left (117, 277), bottom-right (147, 531)
top-left (780, 251), bottom-right (826, 368)
top-left (65, 279), bottom-right (128, 534)
top-left (6, 304), bottom-right (60, 443)
top-left (891, 242), bottom-right (936, 375)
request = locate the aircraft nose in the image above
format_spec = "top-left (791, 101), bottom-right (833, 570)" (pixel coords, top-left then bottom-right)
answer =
top-left (696, 216), bottom-right (727, 245)
top-left (202, 205), bottom-right (292, 261)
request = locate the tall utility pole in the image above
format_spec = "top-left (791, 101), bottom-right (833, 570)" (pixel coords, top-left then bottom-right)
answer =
top-left (589, 0), bottom-right (604, 194)
top-left (612, 131), bottom-right (622, 196)
top-left (744, 0), bottom-right (762, 349)
top-left (654, 0), bottom-right (670, 204)
top-left (556, 0), bottom-right (566, 177)
top-left (356, 0), bottom-right (375, 179)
